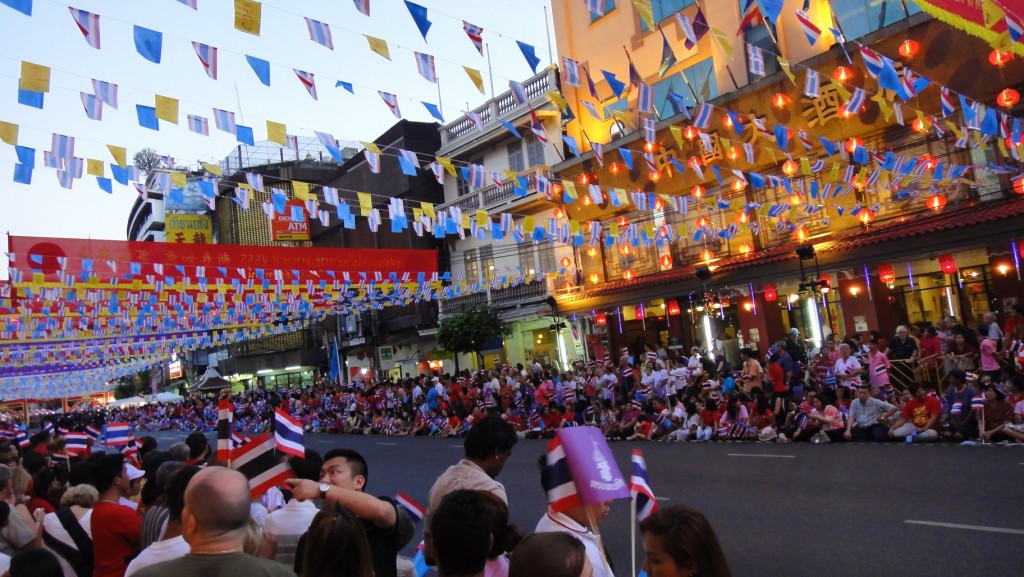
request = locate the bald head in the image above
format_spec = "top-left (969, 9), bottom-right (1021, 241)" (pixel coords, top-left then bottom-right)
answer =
top-left (184, 467), bottom-right (251, 537)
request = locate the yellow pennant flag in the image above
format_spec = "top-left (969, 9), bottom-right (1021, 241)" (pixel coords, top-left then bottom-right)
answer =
top-left (436, 156), bottom-right (456, 176)
top-left (413, 208), bottom-right (423, 224)
top-left (503, 169), bottom-right (519, 181)
top-left (615, 189), bottom-right (630, 206)
top-left (420, 201), bottom-right (435, 220)
top-left (107, 144), bottom-right (126, 167)
top-left (360, 141), bottom-right (382, 155)
top-left (476, 210), bottom-right (489, 228)
top-left (569, 219), bottom-right (580, 236)
top-left (829, 162), bottom-right (840, 181)
top-left (155, 95), bottom-right (179, 124)
top-left (0, 121), bottom-right (18, 146)
top-left (266, 120), bottom-right (286, 146)
top-left (365, 35), bottom-right (391, 60)
top-left (562, 180), bottom-right (578, 200)
top-left (171, 172), bottom-right (187, 188)
top-left (202, 163), bottom-right (222, 176)
top-left (19, 61), bottom-right (50, 92)
top-left (357, 192), bottom-right (373, 216)
top-left (87, 159), bottom-right (104, 177)
top-left (974, 131), bottom-right (988, 151)
top-left (523, 215), bottom-right (535, 233)
top-left (997, 136), bottom-right (1009, 157)
top-left (463, 66), bottom-right (485, 94)
top-left (546, 90), bottom-right (568, 112)
top-left (871, 92), bottom-right (892, 122)
top-left (669, 126), bottom-right (684, 149)
top-left (711, 28), bottom-right (733, 57)
top-left (611, 110), bottom-right (635, 128)
top-left (632, 0), bottom-right (655, 30)
top-left (800, 157), bottom-right (812, 175)
top-left (234, 0), bottom-right (262, 35)
top-left (609, 222), bottom-right (619, 238)
top-left (831, 81), bottom-right (850, 101)
top-left (461, 213), bottom-right (471, 230)
top-left (293, 181), bottom-right (311, 201)
top-left (777, 58), bottom-right (796, 85)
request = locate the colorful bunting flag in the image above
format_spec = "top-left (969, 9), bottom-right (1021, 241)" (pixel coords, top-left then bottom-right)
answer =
top-left (794, 10), bottom-right (821, 45)
top-left (379, 91), bottom-right (401, 118)
top-left (517, 41), bottom-right (540, 73)
top-left (365, 35), bottom-right (390, 60)
top-left (737, 0), bottom-right (763, 35)
top-left (191, 42), bottom-right (218, 79)
top-left (294, 69), bottom-right (317, 100)
top-left (422, 102), bottom-right (444, 123)
top-left (415, 52), bottom-right (437, 83)
top-left (136, 105), bottom-right (159, 130)
top-left (92, 79), bottom-right (118, 108)
top-left (304, 17), bottom-right (334, 50)
top-left (68, 7), bottom-right (101, 49)
top-left (353, 0), bottom-right (370, 17)
top-left (133, 26), bottom-right (162, 63)
top-left (154, 95), bottom-right (178, 124)
top-left (404, 1), bottom-right (432, 41)
top-left (463, 21), bottom-right (484, 55)
top-left (187, 114), bottom-right (209, 135)
top-left (234, 0), bottom-right (262, 36)
top-left (213, 108), bottom-right (236, 134)
top-left (464, 66), bottom-right (484, 93)
top-left (1, 0), bottom-right (32, 16)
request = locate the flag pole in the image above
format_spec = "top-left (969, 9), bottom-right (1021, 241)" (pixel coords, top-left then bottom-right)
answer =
top-left (630, 498), bottom-right (637, 577)
top-left (585, 508), bottom-right (613, 577)
top-left (485, 43), bottom-right (496, 99)
top-left (436, 75), bottom-right (444, 120)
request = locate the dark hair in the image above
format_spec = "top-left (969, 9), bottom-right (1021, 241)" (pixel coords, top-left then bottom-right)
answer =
top-left (947, 369), bottom-right (966, 384)
top-left (464, 415), bottom-right (518, 461)
top-left (165, 466), bottom-right (201, 523)
top-left (92, 453), bottom-right (126, 493)
top-left (509, 532), bottom-right (586, 577)
top-left (475, 491), bottom-right (522, 559)
top-left (185, 432), bottom-right (210, 461)
top-left (289, 449), bottom-right (325, 482)
top-left (639, 504), bottom-right (732, 577)
top-left (431, 490), bottom-right (492, 576)
top-left (907, 383), bottom-right (923, 396)
top-left (300, 502), bottom-right (373, 577)
top-left (137, 436), bottom-right (158, 460)
top-left (67, 461), bottom-right (94, 487)
top-left (323, 448), bottom-right (369, 487)
top-left (0, 500), bottom-right (10, 528)
top-left (139, 451), bottom-right (175, 507)
top-left (32, 467), bottom-right (54, 501)
top-left (9, 548), bottom-right (63, 577)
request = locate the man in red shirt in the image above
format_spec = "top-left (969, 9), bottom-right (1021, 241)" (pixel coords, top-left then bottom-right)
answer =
top-left (888, 383), bottom-right (941, 442)
top-left (92, 453), bottom-right (142, 577)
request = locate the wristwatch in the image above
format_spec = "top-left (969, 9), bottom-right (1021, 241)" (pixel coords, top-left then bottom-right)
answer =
top-left (319, 482), bottom-right (330, 500)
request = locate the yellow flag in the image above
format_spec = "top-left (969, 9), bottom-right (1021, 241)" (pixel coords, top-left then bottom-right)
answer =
top-left (476, 210), bottom-right (489, 228)
top-left (777, 58), bottom-right (796, 85)
top-left (19, 61), bottom-right (50, 93)
top-left (413, 208), bottom-right (423, 223)
top-left (293, 181), bottom-right (311, 201)
top-left (171, 172), bottom-right (187, 188)
top-left (266, 120), bottom-right (286, 146)
top-left (365, 35), bottom-right (391, 60)
top-left (829, 162), bottom-right (840, 181)
top-left (871, 92), bottom-right (892, 122)
top-left (357, 192), bottom-right (373, 216)
top-left (523, 215), bottom-right (535, 233)
top-left (569, 220), bottom-right (580, 236)
top-left (436, 156), bottom-right (456, 176)
top-left (463, 66), bottom-right (485, 94)
top-left (832, 81), bottom-right (850, 101)
top-left (87, 159), bottom-right (104, 177)
top-left (669, 126), bottom-right (684, 149)
top-left (615, 189), bottom-right (630, 206)
top-left (800, 157), bottom-right (812, 175)
top-left (155, 95), bottom-right (179, 124)
top-left (107, 144), bottom-right (126, 167)
top-left (202, 163), bottom-right (222, 176)
top-left (234, 0), bottom-right (262, 35)
top-left (461, 213), bottom-right (471, 229)
top-left (360, 141), bottom-right (381, 155)
top-left (609, 222), bottom-right (619, 238)
top-left (611, 110), bottom-right (635, 128)
top-left (503, 169), bottom-right (518, 181)
top-left (546, 90), bottom-right (568, 112)
top-left (997, 136), bottom-right (1008, 157)
top-left (562, 180), bottom-right (577, 200)
top-left (420, 201), bottom-right (436, 220)
top-left (0, 121), bottom-right (18, 146)
top-left (711, 28), bottom-right (733, 56)
top-left (632, 0), bottom-right (655, 29)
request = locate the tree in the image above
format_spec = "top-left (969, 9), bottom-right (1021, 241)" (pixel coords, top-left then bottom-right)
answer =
top-left (133, 147), bottom-right (164, 176)
top-left (435, 305), bottom-right (511, 372)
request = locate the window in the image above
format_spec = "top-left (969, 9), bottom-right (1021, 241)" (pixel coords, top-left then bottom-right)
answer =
top-left (457, 171), bottom-right (470, 198)
top-left (464, 248), bottom-right (478, 282)
top-left (538, 245), bottom-right (557, 277)
top-left (652, 58), bottom-right (716, 113)
top-left (602, 96), bottom-right (630, 123)
top-left (525, 134), bottom-right (546, 168)
top-left (590, 0), bottom-right (615, 22)
top-left (507, 141), bottom-right (525, 173)
top-left (828, 0), bottom-right (920, 41)
top-left (518, 243), bottom-right (536, 274)
top-left (639, 0), bottom-right (696, 31)
top-left (742, 19), bottom-right (779, 78)
top-left (480, 246), bottom-right (494, 281)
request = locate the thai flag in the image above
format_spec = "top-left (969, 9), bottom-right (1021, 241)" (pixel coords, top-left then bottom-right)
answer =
top-left (65, 432), bottom-right (89, 454)
top-left (192, 42), bottom-right (218, 79)
top-left (794, 10), bottom-right (821, 46)
top-left (230, 431), bottom-right (249, 450)
top-left (395, 492), bottom-right (426, 523)
top-left (804, 69), bottom-right (820, 98)
top-left (464, 110), bottom-right (483, 130)
top-left (51, 133), bottom-right (75, 162)
top-left (85, 425), bottom-right (101, 440)
top-left (561, 57), bottom-right (580, 87)
top-left (274, 408), bottom-right (304, 457)
top-left (509, 80), bottom-right (530, 105)
top-left (42, 421), bottom-right (54, 435)
top-left (544, 436), bottom-right (582, 513)
top-left (379, 91), bottom-right (401, 118)
top-left (15, 431), bottom-right (29, 449)
top-left (940, 88), bottom-right (955, 117)
top-left (641, 117), bottom-right (656, 145)
top-left (80, 93), bottom-right (103, 120)
top-left (463, 21), bottom-right (484, 55)
top-left (586, 0), bottom-right (606, 17)
top-left (415, 52), bottom-right (437, 83)
top-left (121, 436), bottom-right (140, 467)
top-left (1007, 14), bottom-right (1023, 42)
top-left (51, 453), bottom-right (69, 465)
top-left (843, 88), bottom-right (865, 116)
top-left (430, 162), bottom-right (444, 184)
top-left (213, 109), bottom-right (236, 134)
top-left (187, 114), bottom-right (209, 135)
top-left (232, 434), bottom-right (294, 498)
top-left (971, 394), bottom-right (985, 411)
top-left (692, 102), bottom-right (712, 129)
top-left (353, 0), bottom-right (370, 16)
top-left (177, 0), bottom-right (198, 9)
top-left (638, 83), bottom-right (654, 113)
top-left (736, 0), bottom-right (763, 35)
top-left (105, 422), bottom-right (131, 446)
top-left (747, 44), bottom-right (765, 76)
top-left (365, 149), bottom-right (381, 173)
top-left (294, 69), bottom-right (318, 100)
top-left (68, 7), bottom-right (101, 49)
top-left (530, 110), bottom-right (548, 143)
top-left (305, 17), bottom-right (334, 49)
top-left (469, 164), bottom-right (486, 188)
top-left (245, 172), bottom-right (264, 192)
top-left (91, 79), bottom-right (118, 108)
top-left (859, 45), bottom-right (885, 78)
top-left (592, 142), bottom-right (604, 165)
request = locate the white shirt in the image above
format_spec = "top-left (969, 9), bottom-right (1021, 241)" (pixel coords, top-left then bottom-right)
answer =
top-left (119, 497), bottom-right (138, 510)
top-left (42, 508), bottom-right (93, 545)
top-left (124, 535), bottom-right (190, 577)
top-left (834, 356), bottom-right (862, 387)
top-left (0, 552), bottom-right (9, 575)
top-left (264, 499), bottom-right (319, 537)
top-left (535, 511), bottom-right (613, 577)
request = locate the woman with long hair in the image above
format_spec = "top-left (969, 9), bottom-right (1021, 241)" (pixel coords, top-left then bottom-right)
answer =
top-left (299, 503), bottom-right (373, 577)
top-left (639, 505), bottom-right (732, 577)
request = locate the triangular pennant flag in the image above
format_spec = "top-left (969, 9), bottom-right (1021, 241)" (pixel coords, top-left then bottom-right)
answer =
top-left (133, 26), bottom-right (163, 63)
top-left (464, 66), bottom-right (485, 93)
top-left (463, 21), bottom-right (484, 55)
top-left (365, 35), bottom-right (390, 60)
top-left (234, 0), bottom-right (262, 35)
top-left (517, 41), bottom-right (541, 73)
top-left (422, 102), bottom-right (444, 123)
top-left (245, 55), bottom-right (270, 86)
top-left (107, 144), bottom-right (126, 167)
top-left (294, 69), bottom-right (317, 99)
top-left (404, 1), bottom-right (432, 41)
top-left (191, 42), bottom-right (218, 79)
top-left (68, 7), bottom-right (101, 49)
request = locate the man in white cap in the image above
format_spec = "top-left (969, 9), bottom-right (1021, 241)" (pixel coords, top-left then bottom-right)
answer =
top-left (786, 327), bottom-right (808, 365)
top-left (120, 462), bottom-right (146, 510)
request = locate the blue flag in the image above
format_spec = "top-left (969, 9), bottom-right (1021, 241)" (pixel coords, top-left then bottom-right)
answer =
top-left (15, 146), bottom-right (34, 168)
top-left (96, 177), bottom-right (113, 193)
top-left (134, 26), bottom-right (163, 63)
top-left (245, 55), bottom-right (271, 86)
top-left (236, 125), bottom-right (255, 145)
top-left (422, 101), bottom-right (444, 123)
top-left (601, 70), bottom-right (625, 98)
top-left (335, 80), bottom-right (354, 93)
top-left (136, 105), bottom-right (159, 130)
top-left (517, 41), bottom-right (541, 73)
top-left (618, 147), bottom-right (634, 170)
top-left (13, 164), bottom-right (32, 185)
top-left (498, 119), bottom-right (521, 138)
top-left (330, 340), bottom-right (341, 382)
top-left (0, 0), bottom-right (32, 16)
top-left (111, 164), bottom-right (131, 185)
top-left (404, 1), bottom-right (432, 41)
top-left (17, 89), bottom-right (43, 108)
top-left (756, 0), bottom-right (784, 22)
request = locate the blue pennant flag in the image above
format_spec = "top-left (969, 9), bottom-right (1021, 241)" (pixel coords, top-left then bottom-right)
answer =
top-left (13, 164), bottom-right (32, 185)
top-left (96, 177), bottom-right (112, 193)
top-left (17, 89), bottom-right (43, 108)
top-left (236, 125), bottom-right (255, 145)
top-left (773, 125), bottom-right (788, 149)
top-left (756, 0), bottom-right (784, 22)
top-left (15, 146), bottom-right (34, 168)
top-left (819, 137), bottom-right (838, 156)
top-left (980, 106), bottom-right (999, 136)
top-left (245, 55), bottom-right (271, 86)
top-left (517, 41), bottom-right (541, 73)
top-left (110, 164), bottom-right (131, 185)
top-left (564, 135), bottom-right (579, 156)
top-left (422, 101), bottom-right (444, 123)
top-left (601, 70), bottom-right (625, 98)
top-left (404, 1), bottom-right (432, 41)
top-left (134, 26), bottom-right (163, 63)
top-left (136, 105), bottom-right (159, 130)
top-left (0, 0), bottom-right (32, 16)
top-left (336, 80), bottom-right (354, 93)
top-left (498, 119), bottom-right (521, 138)
top-left (618, 148), bottom-right (634, 170)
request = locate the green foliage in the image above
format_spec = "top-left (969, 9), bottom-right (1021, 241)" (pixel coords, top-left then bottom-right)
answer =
top-left (436, 305), bottom-right (511, 366)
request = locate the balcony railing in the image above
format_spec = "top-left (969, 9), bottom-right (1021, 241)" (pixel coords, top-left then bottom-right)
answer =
top-left (438, 292), bottom-right (489, 316)
top-left (438, 279), bottom-right (550, 318)
top-left (440, 168), bottom-right (552, 214)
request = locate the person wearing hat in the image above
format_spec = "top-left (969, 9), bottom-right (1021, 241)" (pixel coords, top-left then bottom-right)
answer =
top-left (118, 463), bottom-right (145, 511)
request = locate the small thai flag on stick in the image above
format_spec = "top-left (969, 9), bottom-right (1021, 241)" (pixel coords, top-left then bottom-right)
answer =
top-left (395, 492), bottom-right (426, 523)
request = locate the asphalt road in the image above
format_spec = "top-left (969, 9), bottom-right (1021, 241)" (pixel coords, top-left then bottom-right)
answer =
top-left (147, 431), bottom-right (1023, 577)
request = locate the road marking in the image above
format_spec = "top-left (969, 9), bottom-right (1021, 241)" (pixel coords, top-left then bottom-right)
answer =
top-left (376, 442), bottom-right (397, 446)
top-left (727, 453), bottom-right (795, 459)
top-left (654, 496), bottom-right (671, 501)
top-left (451, 444), bottom-right (463, 448)
top-left (904, 520), bottom-right (1024, 535)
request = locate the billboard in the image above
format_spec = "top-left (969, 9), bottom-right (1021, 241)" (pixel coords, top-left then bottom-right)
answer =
top-left (165, 213), bottom-right (212, 244)
top-left (270, 199), bottom-right (311, 241)
top-left (164, 179), bottom-right (210, 212)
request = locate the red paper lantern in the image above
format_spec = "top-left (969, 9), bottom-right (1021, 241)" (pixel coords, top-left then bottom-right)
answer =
top-left (878, 263), bottom-right (895, 284)
top-left (667, 299), bottom-right (681, 316)
top-left (700, 248), bottom-right (714, 262)
top-left (586, 246), bottom-right (598, 258)
top-left (818, 274), bottom-right (832, 294)
top-left (738, 242), bottom-right (753, 254)
top-left (691, 185), bottom-right (706, 198)
top-left (623, 269), bottom-right (636, 281)
top-left (764, 284), bottom-right (778, 302)
top-left (833, 66), bottom-right (853, 82)
top-left (793, 225), bottom-right (809, 241)
top-left (926, 194), bottom-right (947, 211)
top-left (990, 49), bottom-right (1012, 67)
top-left (772, 92), bottom-right (791, 109)
top-left (938, 253), bottom-right (957, 274)
top-left (782, 160), bottom-right (799, 175)
top-left (560, 257), bottom-right (572, 268)
top-left (696, 216), bottom-right (710, 229)
top-left (858, 209), bottom-right (874, 225)
top-left (648, 170), bottom-right (661, 182)
top-left (595, 312), bottom-right (607, 325)
top-left (609, 162), bottom-right (621, 175)
top-left (997, 88), bottom-right (1020, 108)
top-left (845, 137), bottom-right (862, 154)
top-left (684, 126), bottom-right (700, 140)
top-left (1014, 176), bottom-right (1024, 195)
top-left (659, 254), bottom-right (673, 267)
top-left (617, 215), bottom-right (629, 227)
top-left (898, 39), bottom-right (920, 59)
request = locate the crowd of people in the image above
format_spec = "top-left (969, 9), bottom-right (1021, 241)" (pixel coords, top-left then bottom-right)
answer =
top-left (0, 414), bottom-right (733, 577)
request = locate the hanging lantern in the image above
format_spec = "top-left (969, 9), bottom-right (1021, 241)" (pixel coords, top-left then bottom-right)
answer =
top-left (833, 66), bottom-right (853, 82)
top-left (595, 312), bottom-right (607, 325)
top-left (912, 117), bottom-right (930, 133)
top-left (654, 197), bottom-right (665, 210)
top-left (623, 269), bottom-right (636, 281)
top-left (845, 137), bottom-right (862, 154)
top-left (919, 154), bottom-right (937, 171)
top-left (553, 183), bottom-right (563, 195)
top-left (696, 216), bottom-right (710, 229)
top-left (688, 155), bottom-right (703, 167)
top-left (727, 146), bottom-right (740, 160)
top-left (764, 284), bottom-right (778, 302)
top-left (990, 49), bottom-right (1013, 67)
top-left (667, 299), bottom-right (681, 316)
top-left (554, 207), bottom-right (565, 219)
top-left (938, 254), bottom-right (957, 274)
top-left (583, 195), bottom-right (592, 206)
top-left (782, 159), bottom-right (799, 175)
top-left (617, 216), bottom-right (629, 227)
top-left (659, 254), bottom-right (673, 267)
top-left (609, 162), bottom-right (621, 175)
top-left (684, 126), bottom-right (700, 140)
top-left (691, 184), bottom-right (706, 198)
top-left (898, 39), bottom-right (920, 59)
top-left (586, 246), bottom-right (598, 258)
top-left (926, 194), bottom-right (947, 212)
top-left (644, 141), bottom-right (656, 153)
top-left (589, 272), bottom-right (600, 284)
top-left (648, 170), bottom-right (661, 182)
top-left (700, 248), bottom-right (714, 262)
top-left (788, 192), bottom-right (804, 205)
top-left (560, 256), bottom-right (572, 268)
top-left (793, 225), bottom-right (809, 241)
top-left (858, 209), bottom-right (874, 225)
top-left (878, 263), bottom-right (895, 284)
top-left (722, 115), bottom-right (734, 128)
top-left (997, 88), bottom-right (1020, 108)
top-left (578, 173), bottom-right (589, 185)
top-left (1014, 176), bottom-right (1024, 195)
top-left (772, 92), bottom-right (791, 109)
top-left (635, 305), bottom-right (646, 320)
top-left (620, 244), bottom-right (633, 256)
top-left (739, 242), bottom-right (753, 254)
top-left (731, 179), bottom-right (746, 191)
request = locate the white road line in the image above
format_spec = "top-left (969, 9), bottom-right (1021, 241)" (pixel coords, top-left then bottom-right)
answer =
top-left (376, 442), bottom-right (397, 446)
top-left (451, 444), bottom-right (463, 448)
top-left (904, 520), bottom-right (1024, 535)
top-left (653, 496), bottom-right (671, 501)
top-left (727, 453), bottom-right (795, 459)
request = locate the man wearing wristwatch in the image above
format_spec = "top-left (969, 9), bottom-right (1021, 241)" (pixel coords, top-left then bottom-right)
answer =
top-left (286, 448), bottom-right (413, 577)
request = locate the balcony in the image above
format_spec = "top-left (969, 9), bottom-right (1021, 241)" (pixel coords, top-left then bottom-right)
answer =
top-left (439, 279), bottom-right (551, 319)
top-left (440, 168), bottom-right (552, 214)
top-left (438, 292), bottom-right (489, 316)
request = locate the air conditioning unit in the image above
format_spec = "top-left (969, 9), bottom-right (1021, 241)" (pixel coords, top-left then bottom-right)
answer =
top-left (344, 314), bottom-right (359, 335)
